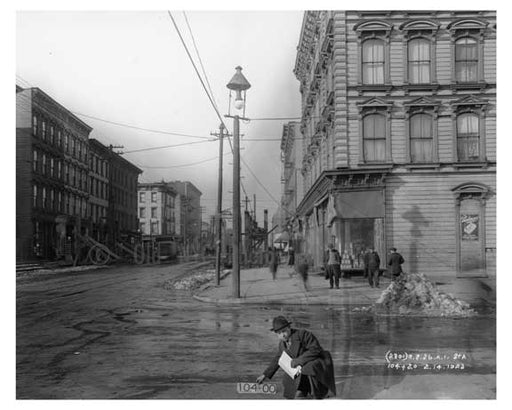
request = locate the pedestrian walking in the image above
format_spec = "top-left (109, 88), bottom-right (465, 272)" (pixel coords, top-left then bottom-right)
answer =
top-left (295, 254), bottom-right (310, 292)
top-left (287, 246), bottom-right (295, 266)
top-left (256, 316), bottom-right (336, 399)
top-left (387, 247), bottom-right (404, 281)
top-left (366, 248), bottom-right (381, 288)
top-left (326, 244), bottom-right (342, 289)
top-left (363, 248), bottom-right (370, 278)
top-left (269, 247), bottom-right (279, 280)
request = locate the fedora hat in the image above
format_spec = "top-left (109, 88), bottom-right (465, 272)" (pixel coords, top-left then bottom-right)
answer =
top-left (270, 316), bottom-right (292, 332)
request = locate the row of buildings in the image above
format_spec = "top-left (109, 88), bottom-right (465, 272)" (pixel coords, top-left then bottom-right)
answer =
top-left (278, 10), bottom-right (496, 278)
top-left (16, 86), bottom-right (203, 263)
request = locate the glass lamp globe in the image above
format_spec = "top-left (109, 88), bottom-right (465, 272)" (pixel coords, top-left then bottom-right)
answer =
top-left (234, 98), bottom-right (245, 110)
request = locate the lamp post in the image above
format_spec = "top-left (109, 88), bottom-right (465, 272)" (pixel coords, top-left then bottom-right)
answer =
top-left (226, 66), bottom-right (251, 298)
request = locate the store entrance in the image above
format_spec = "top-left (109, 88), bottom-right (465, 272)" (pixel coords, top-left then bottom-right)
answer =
top-left (334, 218), bottom-right (385, 271)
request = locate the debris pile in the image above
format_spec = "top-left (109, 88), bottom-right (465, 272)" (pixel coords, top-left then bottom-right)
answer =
top-left (374, 273), bottom-right (476, 317)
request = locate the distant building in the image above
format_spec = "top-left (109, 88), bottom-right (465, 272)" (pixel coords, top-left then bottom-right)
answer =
top-left (16, 86), bottom-right (92, 261)
top-left (88, 139), bottom-right (110, 242)
top-left (109, 152), bottom-right (142, 242)
top-left (88, 139), bottom-right (142, 245)
top-left (292, 11), bottom-right (496, 277)
top-left (169, 181), bottom-right (202, 255)
top-left (280, 121), bottom-right (305, 250)
top-left (137, 181), bottom-right (178, 237)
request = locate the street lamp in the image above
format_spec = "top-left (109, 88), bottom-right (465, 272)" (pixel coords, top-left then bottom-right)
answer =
top-left (226, 66), bottom-right (251, 298)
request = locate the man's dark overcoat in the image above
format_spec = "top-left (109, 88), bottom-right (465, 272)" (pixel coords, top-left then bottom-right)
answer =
top-left (263, 328), bottom-right (336, 399)
top-left (387, 252), bottom-right (404, 275)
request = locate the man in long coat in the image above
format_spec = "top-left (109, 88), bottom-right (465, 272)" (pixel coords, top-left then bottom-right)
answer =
top-left (387, 247), bottom-right (405, 280)
top-left (256, 316), bottom-right (336, 399)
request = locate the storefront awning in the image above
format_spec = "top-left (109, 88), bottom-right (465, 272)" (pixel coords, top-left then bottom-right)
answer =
top-left (334, 190), bottom-right (384, 218)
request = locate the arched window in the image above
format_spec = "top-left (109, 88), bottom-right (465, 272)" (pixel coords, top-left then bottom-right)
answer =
top-left (408, 38), bottom-right (431, 84)
top-left (363, 114), bottom-right (386, 161)
top-left (457, 113), bottom-right (479, 160)
top-left (455, 38), bottom-right (478, 82)
top-left (362, 39), bottom-right (385, 85)
top-left (410, 113), bottom-right (433, 162)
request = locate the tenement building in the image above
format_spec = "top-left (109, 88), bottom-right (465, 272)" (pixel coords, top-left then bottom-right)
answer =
top-left (292, 10), bottom-right (496, 277)
top-left (137, 181), bottom-right (178, 237)
top-left (16, 87), bottom-right (92, 261)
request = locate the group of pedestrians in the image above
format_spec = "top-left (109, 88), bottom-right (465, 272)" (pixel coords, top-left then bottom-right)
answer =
top-left (268, 244), bottom-right (405, 291)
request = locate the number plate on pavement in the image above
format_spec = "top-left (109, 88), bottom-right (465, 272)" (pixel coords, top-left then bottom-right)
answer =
top-left (236, 382), bottom-right (277, 394)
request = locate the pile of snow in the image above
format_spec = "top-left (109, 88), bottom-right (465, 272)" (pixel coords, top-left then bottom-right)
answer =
top-left (374, 273), bottom-right (476, 317)
top-left (167, 269), bottom-right (230, 290)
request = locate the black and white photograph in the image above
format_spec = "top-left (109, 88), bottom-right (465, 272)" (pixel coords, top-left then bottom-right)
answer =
top-left (10, 0), bottom-right (505, 405)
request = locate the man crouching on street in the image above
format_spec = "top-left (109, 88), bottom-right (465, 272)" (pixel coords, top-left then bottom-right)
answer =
top-left (255, 316), bottom-right (336, 399)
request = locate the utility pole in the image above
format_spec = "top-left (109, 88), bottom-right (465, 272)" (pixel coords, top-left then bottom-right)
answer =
top-left (232, 115), bottom-right (241, 298)
top-left (212, 124), bottom-right (225, 286)
top-left (253, 194), bottom-right (256, 221)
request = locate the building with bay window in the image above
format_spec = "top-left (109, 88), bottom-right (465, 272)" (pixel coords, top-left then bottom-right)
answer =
top-left (290, 10), bottom-right (496, 278)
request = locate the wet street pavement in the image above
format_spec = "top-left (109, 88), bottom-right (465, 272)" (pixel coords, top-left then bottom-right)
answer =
top-left (16, 263), bottom-right (496, 399)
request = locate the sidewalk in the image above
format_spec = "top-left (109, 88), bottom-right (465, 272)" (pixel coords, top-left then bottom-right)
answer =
top-left (193, 264), bottom-right (496, 310)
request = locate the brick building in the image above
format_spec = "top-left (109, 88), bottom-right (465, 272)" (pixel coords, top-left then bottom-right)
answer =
top-left (291, 11), bottom-right (496, 277)
top-left (16, 87), bottom-right (92, 261)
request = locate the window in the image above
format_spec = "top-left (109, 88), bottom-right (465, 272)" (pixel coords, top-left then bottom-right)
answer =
top-left (139, 192), bottom-right (146, 202)
top-left (151, 207), bottom-right (157, 218)
top-left (65, 134), bottom-right (69, 153)
top-left (408, 39), bottom-right (430, 84)
top-left (33, 150), bottom-right (38, 172)
top-left (33, 185), bottom-right (37, 207)
top-left (50, 189), bottom-right (55, 211)
top-left (41, 121), bottom-right (46, 140)
top-left (151, 192), bottom-right (157, 203)
top-left (410, 114), bottom-right (433, 162)
top-left (140, 222), bottom-right (146, 233)
top-left (70, 137), bottom-right (75, 157)
top-left (139, 207), bottom-right (146, 218)
top-left (363, 114), bottom-right (386, 161)
top-left (42, 154), bottom-right (47, 175)
top-left (42, 187), bottom-right (47, 209)
top-left (58, 192), bottom-right (62, 213)
top-left (457, 113), bottom-right (479, 160)
top-left (150, 221), bottom-right (158, 235)
top-left (50, 126), bottom-right (55, 144)
top-left (32, 115), bottom-right (38, 135)
top-left (362, 39), bottom-right (384, 85)
top-left (57, 130), bottom-right (62, 147)
top-left (455, 38), bottom-right (478, 83)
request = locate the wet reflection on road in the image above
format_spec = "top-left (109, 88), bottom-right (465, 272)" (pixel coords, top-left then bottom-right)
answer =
top-left (16, 266), bottom-right (496, 399)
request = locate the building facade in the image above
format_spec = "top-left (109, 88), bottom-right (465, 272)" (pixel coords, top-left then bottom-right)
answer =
top-left (16, 87), bottom-right (92, 261)
top-left (292, 10), bottom-right (496, 277)
top-left (280, 121), bottom-right (305, 250)
top-left (137, 182), bottom-right (178, 237)
top-left (88, 139), bottom-right (110, 242)
top-left (17, 86), bottom-right (143, 262)
top-left (170, 181), bottom-right (202, 255)
top-left (109, 153), bottom-right (142, 242)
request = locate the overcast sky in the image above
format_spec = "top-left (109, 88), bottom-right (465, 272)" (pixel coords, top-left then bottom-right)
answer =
top-left (16, 10), bottom-right (304, 224)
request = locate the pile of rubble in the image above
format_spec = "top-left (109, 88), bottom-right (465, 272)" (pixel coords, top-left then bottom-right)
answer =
top-left (374, 273), bottom-right (476, 317)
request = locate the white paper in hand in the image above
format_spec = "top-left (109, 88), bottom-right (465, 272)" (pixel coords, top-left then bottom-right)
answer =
top-left (278, 351), bottom-right (300, 378)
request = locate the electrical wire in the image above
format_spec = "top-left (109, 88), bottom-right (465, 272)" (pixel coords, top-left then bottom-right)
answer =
top-left (122, 139), bottom-right (213, 154)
